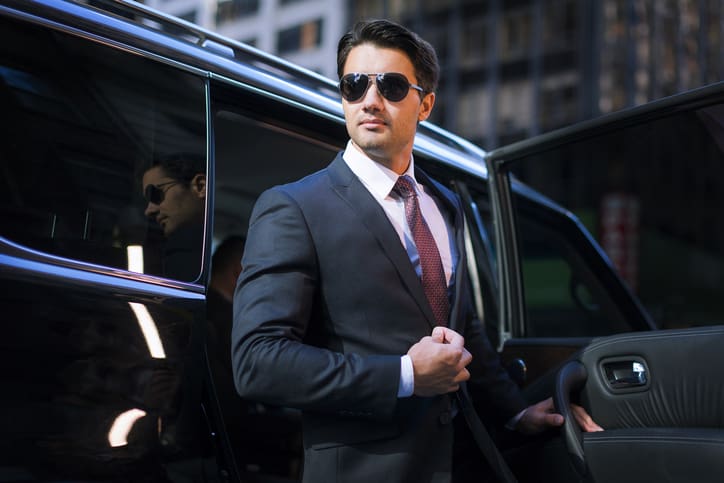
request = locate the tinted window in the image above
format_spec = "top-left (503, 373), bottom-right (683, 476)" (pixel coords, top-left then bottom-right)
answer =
top-left (470, 185), bottom-right (630, 338)
top-left (507, 101), bottom-right (724, 330)
top-left (208, 80), bottom-right (342, 479)
top-left (512, 193), bottom-right (631, 336)
top-left (0, 16), bottom-right (207, 282)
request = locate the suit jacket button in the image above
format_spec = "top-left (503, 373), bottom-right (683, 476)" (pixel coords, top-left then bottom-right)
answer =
top-left (439, 410), bottom-right (452, 425)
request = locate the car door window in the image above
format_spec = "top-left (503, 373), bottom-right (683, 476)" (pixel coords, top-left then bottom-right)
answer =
top-left (469, 183), bottom-right (632, 338)
top-left (510, 190), bottom-right (632, 337)
top-left (505, 101), bottom-right (724, 331)
top-left (0, 15), bottom-right (207, 282)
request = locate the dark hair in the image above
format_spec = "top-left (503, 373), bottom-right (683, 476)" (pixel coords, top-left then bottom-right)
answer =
top-left (337, 19), bottom-right (439, 95)
top-left (212, 236), bottom-right (246, 273)
top-left (151, 153), bottom-right (205, 184)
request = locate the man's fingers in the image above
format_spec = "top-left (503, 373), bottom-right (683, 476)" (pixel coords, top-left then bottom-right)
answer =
top-left (460, 348), bottom-right (472, 367)
top-left (453, 368), bottom-right (470, 384)
top-left (440, 327), bottom-right (465, 348)
top-left (571, 404), bottom-right (604, 432)
top-left (431, 326), bottom-right (445, 343)
top-left (409, 329), bottom-right (474, 397)
top-left (545, 412), bottom-right (564, 427)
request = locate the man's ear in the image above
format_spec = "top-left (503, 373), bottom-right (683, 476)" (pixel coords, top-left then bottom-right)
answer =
top-left (191, 173), bottom-right (206, 199)
top-left (418, 92), bottom-right (435, 123)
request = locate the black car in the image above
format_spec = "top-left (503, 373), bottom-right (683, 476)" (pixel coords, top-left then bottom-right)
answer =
top-left (1, 1), bottom-right (722, 482)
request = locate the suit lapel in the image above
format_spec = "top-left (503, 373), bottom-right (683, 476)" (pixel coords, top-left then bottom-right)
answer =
top-left (327, 154), bottom-right (437, 329)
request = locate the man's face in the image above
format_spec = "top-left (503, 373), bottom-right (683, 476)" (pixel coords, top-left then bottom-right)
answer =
top-left (142, 166), bottom-right (205, 237)
top-left (341, 43), bottom-right (435, 173)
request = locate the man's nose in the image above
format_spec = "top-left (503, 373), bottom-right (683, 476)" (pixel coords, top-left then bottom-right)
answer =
top-left (361, 79), bottom-right (384, 108)
top-left (144, 202), bottom-right (159, 218)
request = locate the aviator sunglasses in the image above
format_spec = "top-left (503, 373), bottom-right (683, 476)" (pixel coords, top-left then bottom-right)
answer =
top-left (144, 181), bottom-right (179, 205)
top-left (339, 72), bottom-right (425, 102)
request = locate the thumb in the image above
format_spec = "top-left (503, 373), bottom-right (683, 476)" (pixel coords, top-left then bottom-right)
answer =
top-left (546, 412), bottom-right (564, 427)
top-left (431, 326), bottom-right (446, 343)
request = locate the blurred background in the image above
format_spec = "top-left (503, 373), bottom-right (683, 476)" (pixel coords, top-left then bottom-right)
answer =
top-left (143, 0), bottom-right (723, 148)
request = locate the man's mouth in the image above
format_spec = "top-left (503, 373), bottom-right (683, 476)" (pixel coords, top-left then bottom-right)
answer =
top-left (359, 118), bottom-right (387, 130)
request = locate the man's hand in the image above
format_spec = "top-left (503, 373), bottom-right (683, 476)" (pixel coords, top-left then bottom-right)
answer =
top-left (407, 326), bottom-right (473, 397)
top-left (515, 397), bottom-right (604, 434)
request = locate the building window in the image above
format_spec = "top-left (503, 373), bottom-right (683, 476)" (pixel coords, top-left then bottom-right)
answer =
top-left (216, 0), bottom-right (260, 24)
top-left (500, 8), bottom-right (532, 61)
top-left (460, 16), bottom-right (487, 68)
top-left (497, 80), bottom-right (533, 137)
top-left (277, 19), bottom-right (323, 55)
top-left (543, 0), bottom-right (576, 49)
top-left (456, 87), bottom-right (489, 139)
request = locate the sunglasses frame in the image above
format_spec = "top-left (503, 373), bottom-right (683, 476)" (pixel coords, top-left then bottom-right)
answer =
top-left (339, 72), bottom-right (425, 103)
top-left (144, 181), bottom-right (179, 205)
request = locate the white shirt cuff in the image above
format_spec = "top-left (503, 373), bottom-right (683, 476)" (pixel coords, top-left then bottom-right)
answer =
top-left (397, 355), bottom-right (414, 397)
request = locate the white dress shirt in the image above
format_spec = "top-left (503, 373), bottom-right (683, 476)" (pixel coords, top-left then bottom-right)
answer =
top-left (342, 140), bottom-right (457, 398)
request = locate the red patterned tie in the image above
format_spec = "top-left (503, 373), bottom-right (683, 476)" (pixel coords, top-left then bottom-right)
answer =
top-left (393, 175), bottom-right (450, 326)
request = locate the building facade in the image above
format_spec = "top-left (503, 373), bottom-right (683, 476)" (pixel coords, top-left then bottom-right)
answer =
top-left (145, 0), bottom-right (723, 148)
top-left (349, 0), bottom-right (724, 149)
top-left (144, 0), bottom-right (346, 78)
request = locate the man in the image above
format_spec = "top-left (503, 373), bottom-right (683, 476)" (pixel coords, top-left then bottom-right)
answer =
top-left (232, 19), bottom-right (599, 483)
top-left (142, 153), bottom-right (206, 280)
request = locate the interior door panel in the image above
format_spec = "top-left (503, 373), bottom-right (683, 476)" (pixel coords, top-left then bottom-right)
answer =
top-left (501, 338), bottom-right (589, 389)
top-left (560, 326), bottom-right (724, 483)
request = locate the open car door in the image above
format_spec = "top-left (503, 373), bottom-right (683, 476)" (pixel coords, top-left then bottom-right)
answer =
top-left (484, 81), bottom-right (724, 482)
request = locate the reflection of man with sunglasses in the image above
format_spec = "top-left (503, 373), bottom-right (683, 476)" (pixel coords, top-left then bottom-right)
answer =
top-left (142, 154), bottom-right (205, 280)
top-left (233, 19), bottom-right (600, 483)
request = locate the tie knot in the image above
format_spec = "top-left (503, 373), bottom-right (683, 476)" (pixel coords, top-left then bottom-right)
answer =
top-left (393, 175), bottom-right (417, 199)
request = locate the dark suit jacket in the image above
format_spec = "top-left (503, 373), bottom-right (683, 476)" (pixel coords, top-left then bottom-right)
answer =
top-left (232, 153), bottom-right (527, 483)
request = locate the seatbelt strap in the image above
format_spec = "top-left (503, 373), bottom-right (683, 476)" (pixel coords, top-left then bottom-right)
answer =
top-left (456, 391), bottom-right (518, 483)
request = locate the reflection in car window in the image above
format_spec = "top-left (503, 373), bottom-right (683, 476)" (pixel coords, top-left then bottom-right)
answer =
top-left (512, 201), bottom-right (630, 337)
top-left (210, 87), bottom-right (340, 478)
top-left (471, 183), bottom-right (630, 338)
top-left (0, 17), bottom-right (206, 282)
top-left (508, 102), bottom-right (724, 330)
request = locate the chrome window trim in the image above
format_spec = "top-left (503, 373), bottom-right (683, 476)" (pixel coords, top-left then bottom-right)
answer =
top-left (0, 240), bottom-right (206, 295)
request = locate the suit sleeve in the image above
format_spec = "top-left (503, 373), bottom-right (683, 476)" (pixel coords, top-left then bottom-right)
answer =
top-left (231, 187), bottom-right (400, 420)
top-left (444, 193), bottom-right (528, 424)
top-left (460, 279), bottom-right (529, 424)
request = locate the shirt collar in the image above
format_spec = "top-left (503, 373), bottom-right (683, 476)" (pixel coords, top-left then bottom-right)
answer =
top-left (342, 140), bottom-right (418, 200)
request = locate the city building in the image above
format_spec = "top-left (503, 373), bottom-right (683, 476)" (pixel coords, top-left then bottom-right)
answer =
top-left (144, 0), bottom-right (346, 78)
top-left (145, 0), bottom-right (723, 148)
top-left (348, 0), bottom-right (724, 148)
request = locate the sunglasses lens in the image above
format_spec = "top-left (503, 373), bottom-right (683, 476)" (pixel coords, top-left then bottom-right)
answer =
top-left (377, 73), bottom-right (409, 102)
top-left (340, 73), bottom-right (369, 102)
top-left (340, 73), bottom-right (417, 102)
top-left (144, 185), bottom-right (163, 205)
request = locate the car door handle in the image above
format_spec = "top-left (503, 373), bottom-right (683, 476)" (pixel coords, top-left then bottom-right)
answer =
top-left (602, 359), bottom-right (648, 389)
